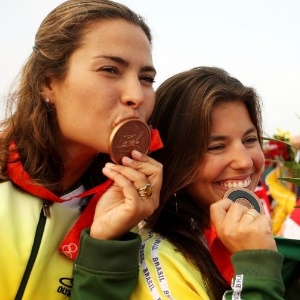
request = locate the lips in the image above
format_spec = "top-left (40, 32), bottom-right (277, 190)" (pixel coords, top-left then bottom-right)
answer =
top-left (114, 116), bottom-right (142, 127)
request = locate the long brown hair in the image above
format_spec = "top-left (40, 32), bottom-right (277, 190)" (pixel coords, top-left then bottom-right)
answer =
top-left (148, 66), bottom-right (263, 299)
top-left (0, 0), bottom-right (152, 193)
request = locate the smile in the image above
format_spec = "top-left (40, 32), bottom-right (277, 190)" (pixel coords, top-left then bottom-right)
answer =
top-left (219, 179), bottom-right (251, 189)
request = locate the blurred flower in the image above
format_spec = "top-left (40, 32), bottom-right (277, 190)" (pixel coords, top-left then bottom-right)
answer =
top-left (263, 129), bottom-right (300, 187)
top-left (263, 129), bottom-right (295, 167)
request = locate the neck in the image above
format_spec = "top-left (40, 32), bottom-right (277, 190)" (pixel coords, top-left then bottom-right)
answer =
top-left (61, 151), bottom-right (96, 192)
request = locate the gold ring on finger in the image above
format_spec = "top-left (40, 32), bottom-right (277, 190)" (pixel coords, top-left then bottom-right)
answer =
top-left (138, 183), bottom-right (153, 198)
top-left (245, 211), bottom-right (255, 219)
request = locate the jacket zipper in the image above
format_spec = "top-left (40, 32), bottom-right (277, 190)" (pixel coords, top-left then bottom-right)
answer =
top-left (15, 201), bottom-right (49, 300)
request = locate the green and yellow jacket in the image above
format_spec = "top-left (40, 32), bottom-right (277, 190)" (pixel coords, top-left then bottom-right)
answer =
top-left (131, 229), bottom-right (285, 300)
top-left (0, 181), bottom-right (141, 300)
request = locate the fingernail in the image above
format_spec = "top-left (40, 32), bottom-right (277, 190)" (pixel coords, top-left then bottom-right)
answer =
top-left (105, 162), bottom-right (115, 168)
top-left (122, 156), bottom-right (133, 164)
top-left (132, 150), bottom-right (142, 158)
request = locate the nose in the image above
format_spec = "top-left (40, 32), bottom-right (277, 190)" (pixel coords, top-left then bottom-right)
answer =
top-left (230, 144), bottom-right (253, 170)
top-left (120, 77), bottom-right (145, 108)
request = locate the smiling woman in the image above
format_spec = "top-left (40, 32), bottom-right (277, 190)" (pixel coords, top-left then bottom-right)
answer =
top-left (129, 66), bottom-right (286, 300)
top-left (0, 1), bottom-right (163, 299)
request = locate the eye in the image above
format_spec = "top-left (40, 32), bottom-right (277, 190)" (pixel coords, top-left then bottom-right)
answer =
top-left (244, 137), bottom-right (259, 145)
top-left (140, 75), bottom-right (155, 85)
top-left (207, 144), bottom-right (225, 152)
top-left (99, 66), bottom-right (119, 75)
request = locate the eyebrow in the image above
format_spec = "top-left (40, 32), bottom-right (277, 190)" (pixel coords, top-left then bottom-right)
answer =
top-left (93, 55), bottom-right (157, 74)
top-left (210, 127), bottom-right (257, 141)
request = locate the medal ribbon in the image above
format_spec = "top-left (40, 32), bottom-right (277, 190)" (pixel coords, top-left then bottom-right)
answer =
top-left (204, 224), bottom-right (233, 284)
top-left (6, 129), bottom-right (163, 260)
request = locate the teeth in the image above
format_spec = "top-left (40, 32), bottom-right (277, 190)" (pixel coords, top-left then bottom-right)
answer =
top-left (237, 182), bottom-right (244, 187)
top-left (221, 179), bottom-right (251, 188)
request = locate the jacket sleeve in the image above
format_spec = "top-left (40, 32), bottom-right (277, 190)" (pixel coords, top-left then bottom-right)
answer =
top-left (71, 229), bottom-right (141, 300)
top-left (275, 236), bottom-right (300, 300)
top-left (223, 250), bottom-right (285, 300)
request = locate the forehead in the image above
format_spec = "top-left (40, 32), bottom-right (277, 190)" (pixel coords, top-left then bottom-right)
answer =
top-left (64, 18), bottom-right (154, 74)
top-left (80, 18), bottom-right (149, 44)
top-left (211, 101), bottom-right (252, 130)
top-left (75, 19), bottom-right (151, 57)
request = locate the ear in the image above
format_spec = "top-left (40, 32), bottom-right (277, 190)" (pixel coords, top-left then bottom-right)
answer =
top-left (41, 77), bottom-right (57, 104)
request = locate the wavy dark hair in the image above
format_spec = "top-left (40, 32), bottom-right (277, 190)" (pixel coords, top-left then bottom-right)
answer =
top-left (0, 0), bottom-right (152, 193)
top-left (147, 66), bottom-right (263, 299)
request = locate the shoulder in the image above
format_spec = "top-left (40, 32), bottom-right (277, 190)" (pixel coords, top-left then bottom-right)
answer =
top-left (139, 230), bottom-right (201, 279)
top-left (139, 229), bottom-right (186, 263)
top-left (132, 229), bottom-right (210, 300)
top-left (0, 180), bottom-right (23, 196)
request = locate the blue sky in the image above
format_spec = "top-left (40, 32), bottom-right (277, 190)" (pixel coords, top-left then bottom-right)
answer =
top-left (1, 0), bottom-right (299, 136)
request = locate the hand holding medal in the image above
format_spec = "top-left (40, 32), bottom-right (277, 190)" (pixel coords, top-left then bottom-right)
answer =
top-left (223, 187), bottom-right (263, 214)
top-left (210, 187), bottom-right (276, 253)
top-left (93, 119), bottom-right (162, 239)
top-left (108, 119), bottom-right (154, 199)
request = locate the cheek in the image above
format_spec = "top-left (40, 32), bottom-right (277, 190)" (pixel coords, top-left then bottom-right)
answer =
top-left (186, 169), bottom-right (208, 197)
top-left (201, 157), bottom-right (223, 179)
top-left (252, 149), bottom-right (265, 186)
top-left (254, 148), bottom-right (265, 171)
top-left (145, 94), bottom-right (155, 121)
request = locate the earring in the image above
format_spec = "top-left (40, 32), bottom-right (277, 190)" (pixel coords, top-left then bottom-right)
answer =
top-left (45, 98), bottom-right (50, 103)
top-left (174, 193), bottom-right (178, 213)
top-left (190, 217), bottom-right (198, 230)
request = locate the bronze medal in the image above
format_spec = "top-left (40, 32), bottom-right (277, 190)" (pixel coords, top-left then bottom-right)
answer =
top-left (109, 119), bottom-right (151, 164)
top-left (223, 187), bottom-right (263, 213)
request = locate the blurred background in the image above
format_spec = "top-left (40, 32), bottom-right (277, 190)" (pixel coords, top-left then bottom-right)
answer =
top-left (0, 0), bottom-right (299, 137)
